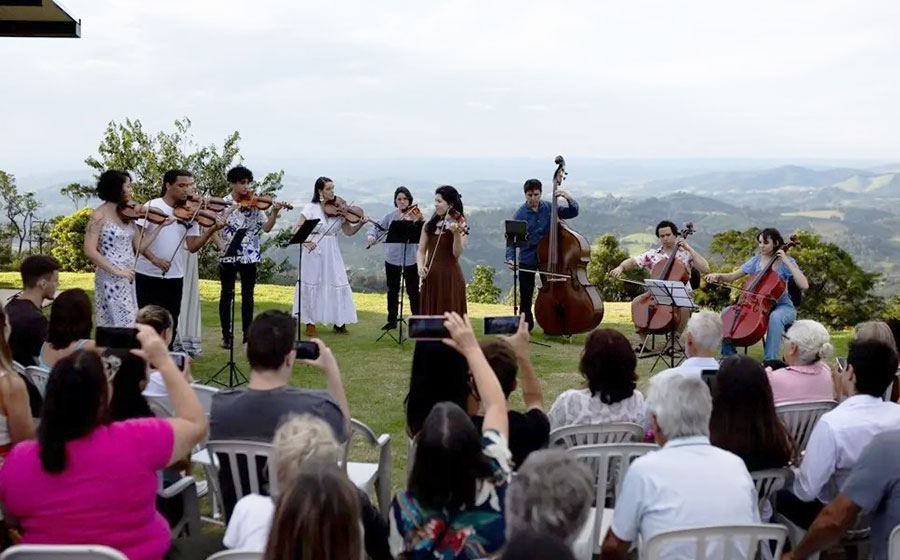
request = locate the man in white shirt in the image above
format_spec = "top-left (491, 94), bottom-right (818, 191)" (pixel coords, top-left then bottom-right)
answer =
top-left (135, 170), bottom-right (222, 344)
top-left (779, 339), bottom-right (900, 528)
top-left (654, 311), bottom-right (721, 381)
top-left (601, 374), bottom-right (759, 560)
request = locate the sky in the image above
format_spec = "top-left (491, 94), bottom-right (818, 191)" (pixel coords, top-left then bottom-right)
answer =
top-left (2, 0), bottom-right (899, 175)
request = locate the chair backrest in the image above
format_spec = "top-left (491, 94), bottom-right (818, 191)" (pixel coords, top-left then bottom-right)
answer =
top-left (11, 361), bottom-right (25, 376)
top-left (890, 523), bottom-right (900, 560)
top-left (775, 400), bottom-right (837, 453)
top-left (206, 439), bottom-right (277, 498)
top-left (550, 422), bottom-right (645, 449)
top-left (23, 366), bottom-right (50, 397)
top-left (341, 418), bottom-right (379, 465)
top-left (205, 549), bottom-right (264, 560)
top-left (750, 468), bottom-right (791, 514)
top-left (0, 544), bottom-right (129, 560)
top-left (643, 523), bottom-right (788, 560)
top-left (190, 383), bottom-right (219, 415)
top-left (146, 395), bottom-right (174, 418)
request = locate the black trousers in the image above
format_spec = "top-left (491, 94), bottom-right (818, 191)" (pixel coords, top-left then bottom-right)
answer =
top-left (218, 262), bottom-right (257, 341)
top-left (518, 264), bottom-right (537, 330)
top-left (776, 489), bottom-right (825, 529)
top-left (136, 273), bottom-right (184, 345)
top-left (386, 262), bottom-right (420, 320)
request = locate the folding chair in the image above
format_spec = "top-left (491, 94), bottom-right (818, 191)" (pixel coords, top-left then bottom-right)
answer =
top-left (549, 422), bottom-right (645, 449)
top-left (643, 523), bottom-right (787, 560)
top-left (342, 418), bottom-right (392, 518)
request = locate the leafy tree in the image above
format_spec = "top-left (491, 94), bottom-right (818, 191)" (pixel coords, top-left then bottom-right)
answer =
top-left (60, 182), bottom-right (95, 208)
top-left (0, 171), bottom-right (42, 255)
top-left (587, 234), bottom-right (647, 302)
top-left (49, 207), bottom-right (93, 271)
top-left (467, 265), bottom-right (502, 304)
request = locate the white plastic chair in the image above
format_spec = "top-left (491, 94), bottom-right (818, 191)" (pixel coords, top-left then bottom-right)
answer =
top-left (23, 365), bottom-right (50, 397)
top-left (549, 422), bottom-right (645, 449)
top-left (206, 439), bottom-right (277, 503)
top-left (11, 360), bottom-right (25, 376)
top-left (890, 524), bottom-right (900, 560)
top-left (406, 434), bottom-right (418, 479)
top-left (775, 400), bottom-right (837, 453)
top-left (205, 550), bottom-right (263, 560)
top-left (190, 383), bottom-right (219, 414)
top-left (750, 468), bottom-right (791, 519)
top-left (158, 471), bottom-right (202, 538)
top-left (0, 545), bottom-right (129, 560)
top-left (567, 442), bottom-right (659, 560)
top-left (643, 523), bottom-right (787, 560)
top-left (343, 418), bottom-right (392, 518)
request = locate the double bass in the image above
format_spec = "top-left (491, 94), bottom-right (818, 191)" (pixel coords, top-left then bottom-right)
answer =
top-left (630, 223), bottom-right (694, 333)
top-left (534, 156), bottom-right (604, 335)
top-left (721, 234), bottom-right (801, 347)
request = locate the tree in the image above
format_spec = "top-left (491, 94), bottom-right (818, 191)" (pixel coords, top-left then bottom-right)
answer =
top-left (0, 171), bottom-right (42, 255)
top-left (60, 182), bottom-right (95, 208)
top-left (467, 265), bottom-right (502, 304)
top-left (586, 234), bottom-right (648, 302)
top-left (49, 207), bottom-right (93, 271)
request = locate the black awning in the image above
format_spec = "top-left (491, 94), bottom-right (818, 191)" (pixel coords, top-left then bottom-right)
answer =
top-left (0, 0), bottom-right (80, 38)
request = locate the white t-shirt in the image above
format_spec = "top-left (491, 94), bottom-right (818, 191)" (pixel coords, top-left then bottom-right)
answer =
top-left (222, 494), bottom-right (274, 552)
top-left (134, 198), bottom-right (199, 279)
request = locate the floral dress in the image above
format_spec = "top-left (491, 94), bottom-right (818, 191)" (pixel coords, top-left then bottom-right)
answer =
top-left (94, 221), bottom-right (138, 327)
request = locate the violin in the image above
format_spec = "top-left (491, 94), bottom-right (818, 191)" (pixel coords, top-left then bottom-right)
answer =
top-left (118, 201), bottom-right (169, 225)
top-left (236, 191), bottom-right (293, 211)
top-left (187, 194), bottom-right (229, 213)
top-left (630, 223), bottom-right (695, 334)
top-left (401, 204), bottom-right (425, 222)
top-left (444, 208), bottom-right (470, 235)
top-left (173, 198), bottom-right (220, 228)
top-left (323, 196), bottom-right (366, 224)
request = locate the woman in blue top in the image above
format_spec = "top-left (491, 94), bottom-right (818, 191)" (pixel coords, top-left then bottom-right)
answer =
top-left (705, 228), bottom-right (809, 361)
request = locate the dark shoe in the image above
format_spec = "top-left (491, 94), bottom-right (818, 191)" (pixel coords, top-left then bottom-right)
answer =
top-left (334, 324), bottom-right (349, 334)
top-left (221, 336), bottom-right (232, 349)
top-left (382, 319), bottom-right (398, 330)
top-left (305, 324), bottom-right (318, 338)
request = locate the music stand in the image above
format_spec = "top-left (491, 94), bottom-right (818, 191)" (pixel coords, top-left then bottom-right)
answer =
top-left (377, 220), bottom-right (423, 345)
top-left (505, 220), bottom-right (528, 317)
top-left (287, 219), bottom-right (320, 343)
top-left (642, 279), bottom-right (697, 370)
top-left (207, 228), bottom-right (249, 388)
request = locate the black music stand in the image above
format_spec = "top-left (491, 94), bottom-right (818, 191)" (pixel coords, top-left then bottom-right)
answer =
top-left (288, 219), bottom-right (320, 343)
top-left (505, 220), bottom-right (528, 317)
top-left (377, 220), bottom-right (423, 345)
top-left (642, 279), bottom-right (696, 370)
top-left (207, 228), bottom-right (249, 388)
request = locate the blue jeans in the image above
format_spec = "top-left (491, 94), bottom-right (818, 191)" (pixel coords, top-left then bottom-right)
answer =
top-left (721, 303), bottom-right (796, 362)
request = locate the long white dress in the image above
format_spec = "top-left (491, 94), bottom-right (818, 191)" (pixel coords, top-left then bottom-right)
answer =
top-left (292, 203), bottom-right (358, 326)
top-left (175, 247), bottom-right (202, 356)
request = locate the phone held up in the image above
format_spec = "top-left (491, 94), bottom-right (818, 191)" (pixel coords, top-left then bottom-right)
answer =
top-left (483, 316), bottom-right (520, 335)
top-left (835, 357), bottom-right (848, 371)
top-left (169, 352), bottom-right (187, 370)
top-left (295, 341), bottom-right (321, 360)
top-left (408, 316), bottom-right (450, 340)
top-left (95, 327), bottom-right (140, 349)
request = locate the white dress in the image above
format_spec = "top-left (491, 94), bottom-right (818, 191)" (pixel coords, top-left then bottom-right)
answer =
top-left (292, 203), bottom-right (358, 326)
top-left (94, 221), bottom-right (138, 327)
top-left (175, 247), bottom-right (202, 356)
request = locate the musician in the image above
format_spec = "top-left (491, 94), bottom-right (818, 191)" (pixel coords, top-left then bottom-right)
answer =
top-left (705, 227), bottom-right (809, 362)
top-left (366, 186), bottom-right (422, 330)
top-left (417, 185), bottom-right (467, 316)
top-left (504, 179), bottom-right (579, 331)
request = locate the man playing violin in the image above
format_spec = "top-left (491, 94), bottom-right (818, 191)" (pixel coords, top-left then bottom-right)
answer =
top-left (135, 169), bottom-right (225, 346)
top-left (217, 165), bottom-right (289, 349)
top-left (366, 186), bottom-right (423, 330)
top-left (504, 179), bottom-right (579, 331)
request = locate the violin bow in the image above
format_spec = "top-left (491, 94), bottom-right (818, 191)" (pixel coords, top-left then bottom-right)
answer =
top-left (130, 204), bottom-right (153, 277)
top-left (422, 204), bottom-right (455, 281)
top-left (304, 198), bottom-right (357, 253)
top-left (702, 279), bottom-right (779, 303)
top-left (161, 191), bottom-right (210, 278)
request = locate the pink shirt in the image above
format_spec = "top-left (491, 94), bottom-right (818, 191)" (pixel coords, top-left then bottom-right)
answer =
top-left (767, 362), bottom-right (835, 404)
top-left (0, 418), bottom-right (174, 560)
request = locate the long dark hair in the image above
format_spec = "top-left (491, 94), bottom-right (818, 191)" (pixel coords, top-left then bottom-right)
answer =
top-left (47, 289), bottom-right (93, 349)
top-left (311, 176), bottom-right (333, 203)
top-left (106, 349), bottom-right (153, 421)
top-left (405, 341), bottom-right (470, 436)
top-left (0, 303), bottom-right (15, 373)
top-left (710, 355), bottom-right (796, 471)
top-left (425, 185), bottom-right (464, 235)
top-left (38, 350), bottom-right (110, 473)
top-left (580, 329), bottom-right (637, 404)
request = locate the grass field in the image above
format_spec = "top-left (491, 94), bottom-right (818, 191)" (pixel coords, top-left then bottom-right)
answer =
top-left (0, 272), bottom-right (852, 492)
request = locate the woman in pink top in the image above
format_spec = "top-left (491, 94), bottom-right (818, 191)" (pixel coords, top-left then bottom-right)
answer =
top-left (0, 325), bottom-right (207, 560)
top-left (767, 319), bottom-right (835, 404)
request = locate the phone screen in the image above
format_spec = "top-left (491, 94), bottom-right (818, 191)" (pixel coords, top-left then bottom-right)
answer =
top-left (836, 357), bottom-right (848, 370)
top-left (96, 327), bottom-right (140, 349)
top-left (484, 316), bottom-right (520, 335)
top-left (169, 352), bottom-right (187, 369)
top-left (295, 341), bottom-right (320, 360)
top-left (408, 316), bottom-right (450, 340)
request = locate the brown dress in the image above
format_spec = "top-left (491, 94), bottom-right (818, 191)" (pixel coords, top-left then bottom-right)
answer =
top-left (420, 224), bottom-right (467, 316)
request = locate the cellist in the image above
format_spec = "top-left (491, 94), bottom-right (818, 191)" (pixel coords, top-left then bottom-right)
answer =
top-left (705, 227), bottom-right (809, 361)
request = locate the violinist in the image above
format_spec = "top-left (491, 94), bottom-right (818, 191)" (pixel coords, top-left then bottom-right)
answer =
top-left (217, 165), bottom-right (289, 349)
top-left (705, 227), bottom-right (808, 361)
top-left (366, 186), bottom-right (423, 330)
top-left (292, 176), bottom-right (363, 337)
top-left (417, 185), bottom-right (468, 316)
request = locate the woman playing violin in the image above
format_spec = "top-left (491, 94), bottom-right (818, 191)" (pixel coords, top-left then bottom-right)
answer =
top-left (416, 185), bottom-right (468, 316)
top-left (292, 176), bottom-right (364, 337)
top-left (705, 227), bottom-right (809, 361)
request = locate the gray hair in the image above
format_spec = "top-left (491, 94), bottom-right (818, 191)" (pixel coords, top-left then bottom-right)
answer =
top-left (647, 373), bottom-right (711, 439)
top-left (786, 319), bottom-right (833, 364)
top-left (683, 311), bottom-right (722, 354)
top-left (505, 449), bottom-right (593, 544)
top-left (271, 414), bottom-right (341, 492)
top-left (854, 321), bottom-right (898, 354)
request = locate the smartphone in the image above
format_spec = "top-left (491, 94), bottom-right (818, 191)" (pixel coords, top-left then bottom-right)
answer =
top-left (836, 357), bottom-right (848, 370)
top-left (484, 316), bottom-right (520, 335)
top-left (295, 341), bottom-right (320, 360)
top-left (408, 315), bottom-right (450, 340)
top-left (169, 352), bottom-right (187, 370)
top-left (96, 327), bottom-right (140, 349)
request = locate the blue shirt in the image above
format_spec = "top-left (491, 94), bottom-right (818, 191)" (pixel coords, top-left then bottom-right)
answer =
top-left (740, 254), bottom-right (798, 307)
top-left (504, 199), bottom-right (579, 266)
top-left (366, 209), bottom-right (419, 267)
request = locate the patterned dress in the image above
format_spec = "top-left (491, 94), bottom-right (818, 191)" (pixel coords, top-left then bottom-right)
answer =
top-left (94, 221), bottom-right (138, 327)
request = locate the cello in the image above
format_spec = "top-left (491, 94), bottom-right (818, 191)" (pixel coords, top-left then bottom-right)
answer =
top-left (721, 234), bottom-right (801, 347)
top-left (630, 223), bottom-right (694, 334)
top-left (534, 156), bottom-right (604, 335)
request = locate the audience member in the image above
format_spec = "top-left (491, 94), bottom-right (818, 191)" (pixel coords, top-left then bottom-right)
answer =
top-left (0, 303), bottom-right (34, 460)
top-left (136, 305), bottom-right (192, 398)
top-left (851, 320), bottom-right (899, 402)
top-left (5, 254), bottom-right (59, 367)
top-left (0, 326), bottom-right (207, 560)
top-left (405, 339), bottom-right (470, 436)
top-left (391, 312), bottom-right (511, 560)
top-left (209, 309), bottom-right (350, 517)
top-left (710, 355), bottom-right (796, 472)
top-left (654, 311), bottom-right (722, 380)
top-left (501, 533), bottom-right (577, 560)
top-left (548, 328), bottom-right (644, 430)
top-left (767, 320), bottom-right (834, 403)
top-left (36, 288), bottom-right (95, 370)
top-left (600, 374), bottom-right (759, 560)
top-left (780, 340), bottom-right (900, 529)
top-left (105, 348), bottom-right (154, 422)
top-left (470, 315), bottom-right (548, 469)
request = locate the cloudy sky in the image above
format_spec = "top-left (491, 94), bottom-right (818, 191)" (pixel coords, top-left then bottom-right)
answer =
top-left (2, 0), bottom-right (899, 175)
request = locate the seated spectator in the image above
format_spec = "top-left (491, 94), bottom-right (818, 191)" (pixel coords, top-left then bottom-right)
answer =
top-left (601, 374), bottom-right (759, 560)
top-left (470, 315), bottom-right (549, 469)
top-left (548, 328), bottom-right (644, 430)
top-left (850, 320), bottom-right (899, 402)
top-left (36, 288), bottom-right (95, 370)
top-left (501, 533), bottom-right (577, 560)
top-left (0, 325), bottom-right (207, 560)
top-left (105, 348), bottom-right (154, 421)
top-left (710, 355), bottom-right (796, 472)
top-left (505, 449), bottom-right (593, 557)
top-left (209, 310), bottom-right (349, 518)
top-left (263, 460), bottom-right (363, 560)
top-left (5, 254), bottom-right (59, 367)
top-left (0, 303), bottom-right (34, 460)
top-left (783, 430), bottom-right (900, 560)
top-left (136, 305), bottom-right (192, 398)
top-left (406, 339), bottom-right (469, 437)
top-left (780, 340), bottom-right (900, 529)
top-left (767, 320), bottom-right (834, 404)
top-left (654, 310), bottom-right (722, 380)
top-left (391, 312), bottom-right (511, 560)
